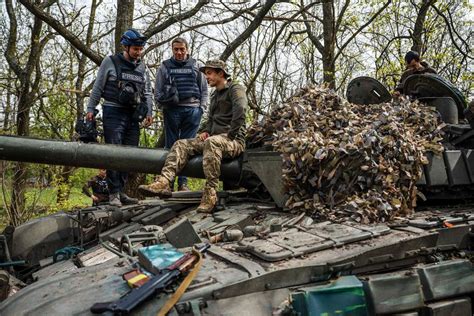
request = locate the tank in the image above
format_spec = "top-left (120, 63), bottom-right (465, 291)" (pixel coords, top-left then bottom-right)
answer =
top-left (0, 74), bottom-right (473, 315)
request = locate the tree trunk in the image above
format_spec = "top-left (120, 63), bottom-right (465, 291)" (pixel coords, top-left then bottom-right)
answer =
top-left (114, 0), bottom-right (140, 193)
top-left (9, 86), bottom-right (34, 225)
top-left (3, 70), bottom-right (13, 131)
top-left (56, 165), bottom-right (74, 204)
top-left (115, 0), bottom-right (135, 53)
top-left (411, 0), bottom-right (437, 54)
top-left (4, 91), bottom-right (12, 132)
top-left (5, 0), bottom-right (46, 226)
top-left (9, 163), bottom-right (27, 226)
top-left (322, 1), bottom-right (336, 89)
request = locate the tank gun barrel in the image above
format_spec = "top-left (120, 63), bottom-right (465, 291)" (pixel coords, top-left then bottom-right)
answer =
top-left (0, 135), bottom-right (241, 179)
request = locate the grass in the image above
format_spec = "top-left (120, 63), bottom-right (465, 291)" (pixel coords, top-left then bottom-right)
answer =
top-left (0, 177), bottom-right (221, 230)
top-left (0, 186), bottom-right (91, 230)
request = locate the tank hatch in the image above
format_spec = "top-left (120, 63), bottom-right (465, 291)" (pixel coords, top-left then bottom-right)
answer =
top-left (403, 73), bottom-right (467, 119)
top-left (346, 76), bottom-right (392, 105)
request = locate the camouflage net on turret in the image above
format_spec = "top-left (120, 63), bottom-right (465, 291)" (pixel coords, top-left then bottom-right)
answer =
top-left (246, 86), bottom-right (445, 223)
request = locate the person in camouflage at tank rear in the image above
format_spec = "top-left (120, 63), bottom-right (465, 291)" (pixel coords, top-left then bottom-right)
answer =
top-left (394, 50), bottom-right (437, 95)
top-left (139, 59), bottom-right (247, 213)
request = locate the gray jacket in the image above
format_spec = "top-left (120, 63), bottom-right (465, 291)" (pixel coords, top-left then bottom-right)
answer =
top-left (87, 55), bottom-right (153, 116)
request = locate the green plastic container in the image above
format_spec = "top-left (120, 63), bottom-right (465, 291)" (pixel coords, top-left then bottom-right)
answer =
top-left (137, 243), bottom-right (184, 275)
top-left (291, 275), bottom-right (368, 316)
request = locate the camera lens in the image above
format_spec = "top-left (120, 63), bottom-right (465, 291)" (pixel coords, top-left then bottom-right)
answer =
top-left (124, 85), bottom-right (135, 93)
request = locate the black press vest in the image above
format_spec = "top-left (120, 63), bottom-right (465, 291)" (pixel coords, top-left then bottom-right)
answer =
top-left (103, 54), bottom-right (145, 106)
top-left (163, 58), bottom-right (201, 101)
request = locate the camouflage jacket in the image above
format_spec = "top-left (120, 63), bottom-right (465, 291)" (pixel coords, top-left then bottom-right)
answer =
top-left (395, 62), bottom-right (437, 92)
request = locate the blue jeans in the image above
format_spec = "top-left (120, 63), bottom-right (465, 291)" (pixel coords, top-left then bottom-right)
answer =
top-left (163, 106), bottom-right (202, 186)
top-left (103, 106), bottom-right (140, 194)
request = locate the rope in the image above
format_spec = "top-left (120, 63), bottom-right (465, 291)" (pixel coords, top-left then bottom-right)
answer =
top-left (157, 249), bottom-right (203, 316)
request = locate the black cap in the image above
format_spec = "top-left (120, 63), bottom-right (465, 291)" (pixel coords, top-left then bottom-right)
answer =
top-left (404, 51), bottom-right (420, 64)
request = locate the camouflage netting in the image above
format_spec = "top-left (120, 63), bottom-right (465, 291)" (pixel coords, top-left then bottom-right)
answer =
top-left (246, 86), bottom-right (445, 223)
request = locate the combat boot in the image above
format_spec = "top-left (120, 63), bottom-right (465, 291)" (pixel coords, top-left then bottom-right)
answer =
top-left (138, 176), bottom-right (172, 198)
top-left (109, 192), bottom-right (122, 207)
top-left (120, 192), bottom-right (138, 205)
top-left (196, 187), bottom-right (217, 213)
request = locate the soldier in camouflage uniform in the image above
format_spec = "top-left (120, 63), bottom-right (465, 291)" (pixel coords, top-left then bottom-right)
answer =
top-left (394, 51), bottom-right (437, 95)
top-left (139, 60), bottom-right (247, 213)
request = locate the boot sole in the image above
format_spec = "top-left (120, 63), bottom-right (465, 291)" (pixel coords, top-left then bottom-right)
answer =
top-left (138, 187), bottom-right (172, 198)
top-left (196, 209), bottom-right (213, 214)
top-left (196, 206), bottom-right (215, 214)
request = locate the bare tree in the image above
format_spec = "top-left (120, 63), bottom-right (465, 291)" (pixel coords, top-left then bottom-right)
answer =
top-left (368, 0), bottom-right (472, 96)
top-left (18, 0), bottom-right (103, 65)
top-left (219, 0), bottom-right (277, 61)
top-left (411, 0), bottom-right (437, 53)
top-left (57, 0), bottom-right (103, 204)
top-left (115, 0), bottom-right (135, 53)
top-left (4, 0), bottom-right (53, 225)
top-left (303, 0), bottom-right (391, 89)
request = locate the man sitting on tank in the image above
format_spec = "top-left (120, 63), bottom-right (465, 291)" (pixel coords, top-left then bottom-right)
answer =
top-left (139, 60), bottom-right (247, 213)
top-left (394, 50), bottom-right (437, 96)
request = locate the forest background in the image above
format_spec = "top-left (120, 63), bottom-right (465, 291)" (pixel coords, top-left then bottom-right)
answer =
top-left (0, 0), bottom-right (472, 227)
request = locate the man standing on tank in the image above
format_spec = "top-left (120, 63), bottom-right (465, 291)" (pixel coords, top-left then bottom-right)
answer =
top-left (86, 29), bottom-right (153, 207)
top-left (155, 37), bottom-right (208, 192)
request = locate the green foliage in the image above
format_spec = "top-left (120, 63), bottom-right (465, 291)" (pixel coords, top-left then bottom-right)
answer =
top-left (183, 178), bottom-right (206, 191)
top-left (30, 91), bottom-right (75, 140)
top-left (69, 168), bottom-right (97, 188)
top-left (368, 0), bottom-right (473, 98)
top-left (140, 128), bottom-right (159, 148)
top-left (0, 184), bottom-right (90, 230)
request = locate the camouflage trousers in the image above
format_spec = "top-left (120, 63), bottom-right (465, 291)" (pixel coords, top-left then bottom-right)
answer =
top-left (161, 134), bottom-right (244, 190)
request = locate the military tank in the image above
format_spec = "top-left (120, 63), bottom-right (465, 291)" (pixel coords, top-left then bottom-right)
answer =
top-left (0, 73), bottom-right (473, 315)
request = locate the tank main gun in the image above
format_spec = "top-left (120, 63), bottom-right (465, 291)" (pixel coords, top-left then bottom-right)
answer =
top-left (0, 135), bottom-right (241, 180)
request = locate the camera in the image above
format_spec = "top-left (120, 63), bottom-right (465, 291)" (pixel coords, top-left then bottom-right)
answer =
top-left (75, 111), bottom-right (100, 143)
